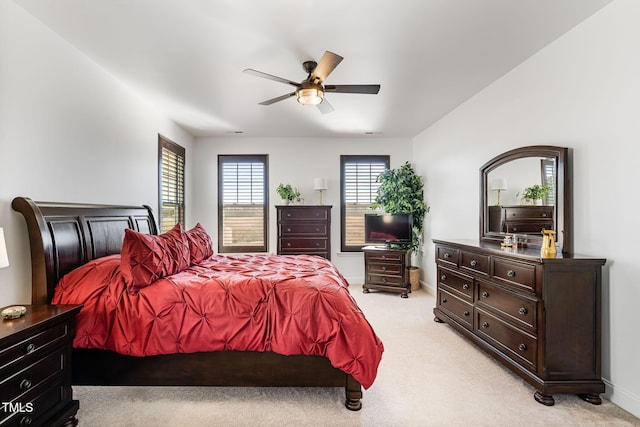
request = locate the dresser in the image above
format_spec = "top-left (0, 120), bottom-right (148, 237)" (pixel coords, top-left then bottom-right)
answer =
top-left (362, 246), bottom-right (411, 298)
top-left (488, 205), bottom-right (554, 234)
top-left (0, 304), bottom-right (82, 427)
top-left (433, 239), bottom-right (605, 406)
top-left (276, 205), bottom-right (331, 260)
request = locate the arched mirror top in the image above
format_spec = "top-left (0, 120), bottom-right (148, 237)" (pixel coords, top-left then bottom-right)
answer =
top-left (480, 145), bottom-right (572, 253)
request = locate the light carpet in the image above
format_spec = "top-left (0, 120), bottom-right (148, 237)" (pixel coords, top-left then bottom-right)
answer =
top-left (73, 284), bottom-right (639, 426)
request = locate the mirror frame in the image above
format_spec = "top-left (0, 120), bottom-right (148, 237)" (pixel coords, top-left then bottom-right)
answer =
top-left (479, 145), bottom-right (572, 253)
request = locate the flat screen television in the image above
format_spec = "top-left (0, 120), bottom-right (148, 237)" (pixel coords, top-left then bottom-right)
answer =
top-left (364, 213), bottom-right (413, 247)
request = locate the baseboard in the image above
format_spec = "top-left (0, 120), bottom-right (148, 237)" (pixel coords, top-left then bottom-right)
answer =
top-left (604, 378), bottom-right (640, 418)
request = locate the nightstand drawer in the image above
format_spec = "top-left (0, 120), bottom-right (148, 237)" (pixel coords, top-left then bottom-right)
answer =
top-left (0, 323), bottom-right (68, 372)
top-left (365, 252), bottom-right (403, 263)
top-left (1, 374), bottom-right (67, 427)
top-left (366, 273), bottom-right (404, 287)
top-left (0, 348), bottom-right (64, 402)
top-left (368, 262), bottom-right (403, 275)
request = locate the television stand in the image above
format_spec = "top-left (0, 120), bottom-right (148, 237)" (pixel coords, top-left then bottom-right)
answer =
top-left (362, 246), bottom-right (411, 298)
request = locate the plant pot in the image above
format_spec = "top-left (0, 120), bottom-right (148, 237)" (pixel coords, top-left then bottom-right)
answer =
top-left (408, 266), bottom-right (420, 291)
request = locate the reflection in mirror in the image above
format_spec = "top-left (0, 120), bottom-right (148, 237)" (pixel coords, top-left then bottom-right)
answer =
top-left (480, 146), bottom-right (571, 253)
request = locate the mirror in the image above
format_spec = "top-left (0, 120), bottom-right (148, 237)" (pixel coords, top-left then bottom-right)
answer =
top-left (480, 146), bottom-right (572, 253)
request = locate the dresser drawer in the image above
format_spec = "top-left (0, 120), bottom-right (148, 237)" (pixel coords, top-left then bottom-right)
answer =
top-left (0, 323), bottom-right (68, 373)
top-left (504, 220), bottom-right (554, 234)
top-left (476, 281), bottom-right (538, 331)
top-left (436, 245), bottom-right (459, 266)
top-left (279, 238), bottom-right (327, 252)
top-left (492, 258), bottom-right (536, 292)
top-left (437, 266), bottom-right (473, 301)
top-left (438, 288), bottom-right (473, 330)
top-left (369, 262), bottom-right (403, 276)
top-left (504, 207), bottom-right (553, 220)
top-left (460, 251), bottom-right (490, 275)
top-left (0, 348), bottom-right (65, 402)
top-left (278, 208), bottom-right (329, 221)
top-left (476, 309), bottom-right (537, 370)
top-left (279, 222), bottom-right (328, 236)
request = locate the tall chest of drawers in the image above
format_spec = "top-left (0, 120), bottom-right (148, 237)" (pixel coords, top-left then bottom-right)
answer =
top-left (0, 304), bottom-right (82, 427)
top-left (277, 205), bottom-right (331, 260)
top-left (433, 239), bottom-right (605, 406)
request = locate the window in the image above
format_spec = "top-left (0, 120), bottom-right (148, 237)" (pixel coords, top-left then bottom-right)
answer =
top-left (158, 136), bottom-right (185, 233)
top-left (218, 155), bottom-right (268, 253)
top-left (541, 158), bottom-right (556, 206)
top-left (341, 155), bottom-right (390, 252)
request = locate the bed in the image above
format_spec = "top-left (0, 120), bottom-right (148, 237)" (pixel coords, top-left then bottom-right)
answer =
top-left (11, 196), bottom-right (383, 410)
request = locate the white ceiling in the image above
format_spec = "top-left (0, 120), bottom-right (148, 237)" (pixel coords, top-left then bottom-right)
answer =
top-left (15, 0), bottom-right (612, 138)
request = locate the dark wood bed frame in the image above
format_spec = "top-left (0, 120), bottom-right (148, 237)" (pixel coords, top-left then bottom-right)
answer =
top-left (11, 196), bottom-right (363, 410)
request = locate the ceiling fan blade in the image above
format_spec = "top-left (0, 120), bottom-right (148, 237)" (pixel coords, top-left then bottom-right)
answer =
top-left (310, 51), bottom-right (343, 83)
top-left (243, 69), bottom-right (300, 87)
top-left (317, 98), bottom-right (334, 115)
top-left (259, 92), bottom-right (296, 105)
top-left (324, 84), bottom-right (381, 94)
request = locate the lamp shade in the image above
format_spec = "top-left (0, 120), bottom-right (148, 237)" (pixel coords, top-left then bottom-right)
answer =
top-left (313, 178), bottom-right (328, 191)
top-left (0, 228), bottom-right (9, 269)
top-left (490, 178), bottom-right (508, 191)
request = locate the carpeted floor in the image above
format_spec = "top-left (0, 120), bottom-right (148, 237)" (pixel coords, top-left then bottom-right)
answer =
top-left (73, 284), bottom-right (640, 426)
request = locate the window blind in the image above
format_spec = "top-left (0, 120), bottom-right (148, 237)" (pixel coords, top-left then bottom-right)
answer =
top-left (159, 137), bottom-right (185, 233)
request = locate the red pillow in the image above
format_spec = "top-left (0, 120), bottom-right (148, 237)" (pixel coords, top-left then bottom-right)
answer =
top-left (185, 223), bottom-right (214, 265)
top-left (120, 224), bottom-right (190, 289)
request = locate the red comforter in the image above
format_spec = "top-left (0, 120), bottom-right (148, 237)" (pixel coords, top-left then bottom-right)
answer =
top-left (52, 253), bottom-right (383, 389)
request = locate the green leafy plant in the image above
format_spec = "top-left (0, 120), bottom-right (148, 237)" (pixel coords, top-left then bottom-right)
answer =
top-left (370, 161), bottom-right (429, 252)
top-left (519, 184), bottom-right (550, 200)
top-left (276, 183), bottom-right (300, 201)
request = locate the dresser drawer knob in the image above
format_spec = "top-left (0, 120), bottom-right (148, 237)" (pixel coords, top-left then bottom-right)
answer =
top-left (287, 228), bottom-right (292, 232)
top-left (315, 243), bottom-right (320, 247)
top-left (19, 417), bottom-right (32, 427)
top-left (519, 307), bottom-right (528, 315)
top-left (463, 311), bottom-right (470, 316)
top-left (382, 278), bottom-right (387, 283)
top-left (440, 274), bottom-right (446, 281)
top-left (462, 284), bottom-right (469, 290)
top-left (382, 266), bottom-right (387, 271)
top-left (286, 243), bottom-right (291, 247)
top-left (19, 379), bottom-right (32, 390)
top-left (443, 253), bottom-right (450, 259)
top-left (518, 343), bottom-right (527, 351)
top-left (482, 322), bottom-right (489, 328)
top-left (286, 213), bottom-right (291, 217)
top-left (481, 291), bottom-right (489, 298)
top-left (442, 298), bottom-right (447, 303)
top-left (26, 343), bottom-right (36, 354)
top-left (316, 228), bottom-right (320, 232)
top-left (470, 260), bottom-right (477, 267)
top-left (507, 270), bottom-right (516, 277)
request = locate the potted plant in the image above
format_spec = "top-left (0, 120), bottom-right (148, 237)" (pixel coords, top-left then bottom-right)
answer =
top-left (276, 184), bottom-right (300, 204)
top-left (371, 162), bottom-right (429, 289)
top-left (518, 184), bottom-right (550, 205)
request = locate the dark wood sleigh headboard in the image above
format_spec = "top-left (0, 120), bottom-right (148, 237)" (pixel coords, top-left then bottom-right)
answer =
top-left (12, 197), bottom-right (158, 304)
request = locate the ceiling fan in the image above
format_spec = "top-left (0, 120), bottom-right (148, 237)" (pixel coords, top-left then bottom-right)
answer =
top-left (243, 51), bottom-right (380, 114)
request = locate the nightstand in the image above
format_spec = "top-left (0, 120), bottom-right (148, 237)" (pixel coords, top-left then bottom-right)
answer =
top-left (1, 304), bottom-right (82, 427)
top-left (362, 246), bottom-right (411, 298)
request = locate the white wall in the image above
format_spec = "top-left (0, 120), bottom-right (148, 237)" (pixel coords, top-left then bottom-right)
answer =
top-left (193, 137), bottom-right (412, 281)
top-left (0, 1), bottom-right (194, 307)
top-left (414, 0), bottom-right (640, 416)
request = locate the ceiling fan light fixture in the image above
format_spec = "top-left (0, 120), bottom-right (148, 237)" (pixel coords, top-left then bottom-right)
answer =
top-left (296, 87), bottom-right (324, 105)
